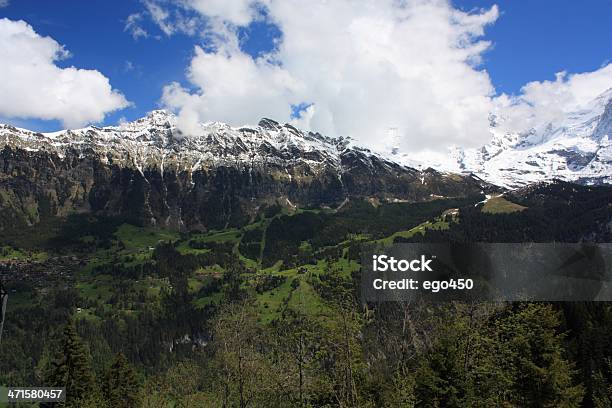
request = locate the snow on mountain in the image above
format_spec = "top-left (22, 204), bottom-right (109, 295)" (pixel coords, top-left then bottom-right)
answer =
top-left (1, 111), bottom-right (493, 230)
top-left (412, 89), bottom-right (612, 189)
top-left (0, 111), bottom-right (360, 176)
top-left (2, 88), bottom-right (611, 190)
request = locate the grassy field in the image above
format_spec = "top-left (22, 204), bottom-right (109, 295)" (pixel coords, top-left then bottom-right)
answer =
top-left (0, 245), bottom-right (48, 261)
top-left (482, 196), bottom-right (527, 214)
top-left (6, 199), bottom-right (468, 333)
top-left (376, 219), bottom-right (449, 245)
top-left (115, 224), bottom-right (179, 249)
top-left (192, 229), bottom-right (242, 243)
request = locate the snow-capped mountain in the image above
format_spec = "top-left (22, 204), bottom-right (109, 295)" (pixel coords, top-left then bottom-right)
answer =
top-left (0, 111), bottom-right (354, 174)
top-left (0, 112), bottom-right (486, 231)
top-left (2, 84), bottom-right (610, 207)
top-left (445, 89), bottom-right (612, 188)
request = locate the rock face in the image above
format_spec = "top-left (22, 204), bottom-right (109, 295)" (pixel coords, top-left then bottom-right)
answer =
top-left (0, 112), bottom-right (487, 232)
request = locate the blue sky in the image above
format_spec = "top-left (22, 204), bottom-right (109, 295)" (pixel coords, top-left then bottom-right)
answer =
top-left (458, 0), bottom-right (611, 93)
top-left (0, 0), bottom-right (286, 130)
top-left (0, 0), bottom-right (610, 141)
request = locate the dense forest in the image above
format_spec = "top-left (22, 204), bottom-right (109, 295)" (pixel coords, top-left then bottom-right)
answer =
top-left (0, 181), bottom-right (611, 407)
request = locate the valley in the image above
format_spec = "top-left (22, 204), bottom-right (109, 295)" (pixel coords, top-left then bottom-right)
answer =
top-left (1, 182), bottom-right (611, 405)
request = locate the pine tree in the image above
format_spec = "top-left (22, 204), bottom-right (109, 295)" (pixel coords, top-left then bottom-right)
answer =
top-left (45, 321), bottom-right (97, 407)
top-left (414, 303), bottom-right (584, 407)
top-left (494, 303), bottom-right (585, 407)
top-left (591, 359), bottom-right (612, 408)
top-left (102, 352), bottom-right (141, 408)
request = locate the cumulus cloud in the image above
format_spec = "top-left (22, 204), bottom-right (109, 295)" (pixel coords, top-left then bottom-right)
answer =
top-left (161, 43), bottom-right (303, 133)
top-left (271, 0), bottom-right (500, 152)
top-left (154, 0), bottom-right (611, 156)
top-left (493, 63), bottom-right (612, 134)
top-left (0, 18), bottom-right (129, 128)
top-left (158, 0), bottom-right (499, 153)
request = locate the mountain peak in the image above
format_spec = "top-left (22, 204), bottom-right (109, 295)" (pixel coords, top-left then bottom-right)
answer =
top-left (0, 111), bottom-right (387, 176)
top-left (258, 118), bottom-right (281, 131)
top-left (446, 91), bottom-right (612, 188)
top-left (146, 109), bottom-right (174, 118)
top-left (139, 109), bottom-right (176, 126)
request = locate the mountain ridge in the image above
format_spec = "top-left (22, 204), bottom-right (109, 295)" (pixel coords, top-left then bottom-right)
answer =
top-left (0, 112), bottom-right (488, 232)
top-left (4, 86), bottom-right (611, 191)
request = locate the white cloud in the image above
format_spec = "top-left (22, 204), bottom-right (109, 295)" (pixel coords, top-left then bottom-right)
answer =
top-left (156, 0), bottom-right (611, 155)
top-left (162, 44), bottom-right (303, 133)
top-left (136, 0), bottom-right (260, 39)
top-left (181, 0), bottom-right (260, 26)
top-left (0, 1), bottom-right (8, 9)
top-left (159, 0), bottom-right (499, 154)
top-left (143, 0), bottom-right (201, 36)
top-left (0, 18), bottom-right (129, 128)
top-left (493, 63), bottom-right (612, 134)
top-left (271, 0), bottom-right (500, 152)
top-left (125, 13), bottom-right (149, 39)
top-left (144, 0), bottom-right (176, 35)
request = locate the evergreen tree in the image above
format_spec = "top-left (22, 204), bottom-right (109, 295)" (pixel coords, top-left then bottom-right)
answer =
top-left (493, 303), bottom-right (585, 407)
top-left (45, 321), bottom-right (98, 407)
top-left (591, 358), bottom-right (612, 408)
top-left (414, 304), bottom-right (502, 407)
top-left (414, 303), bottom-right (584, 407)
top-left (103, 352), bottom-right (141, 408)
